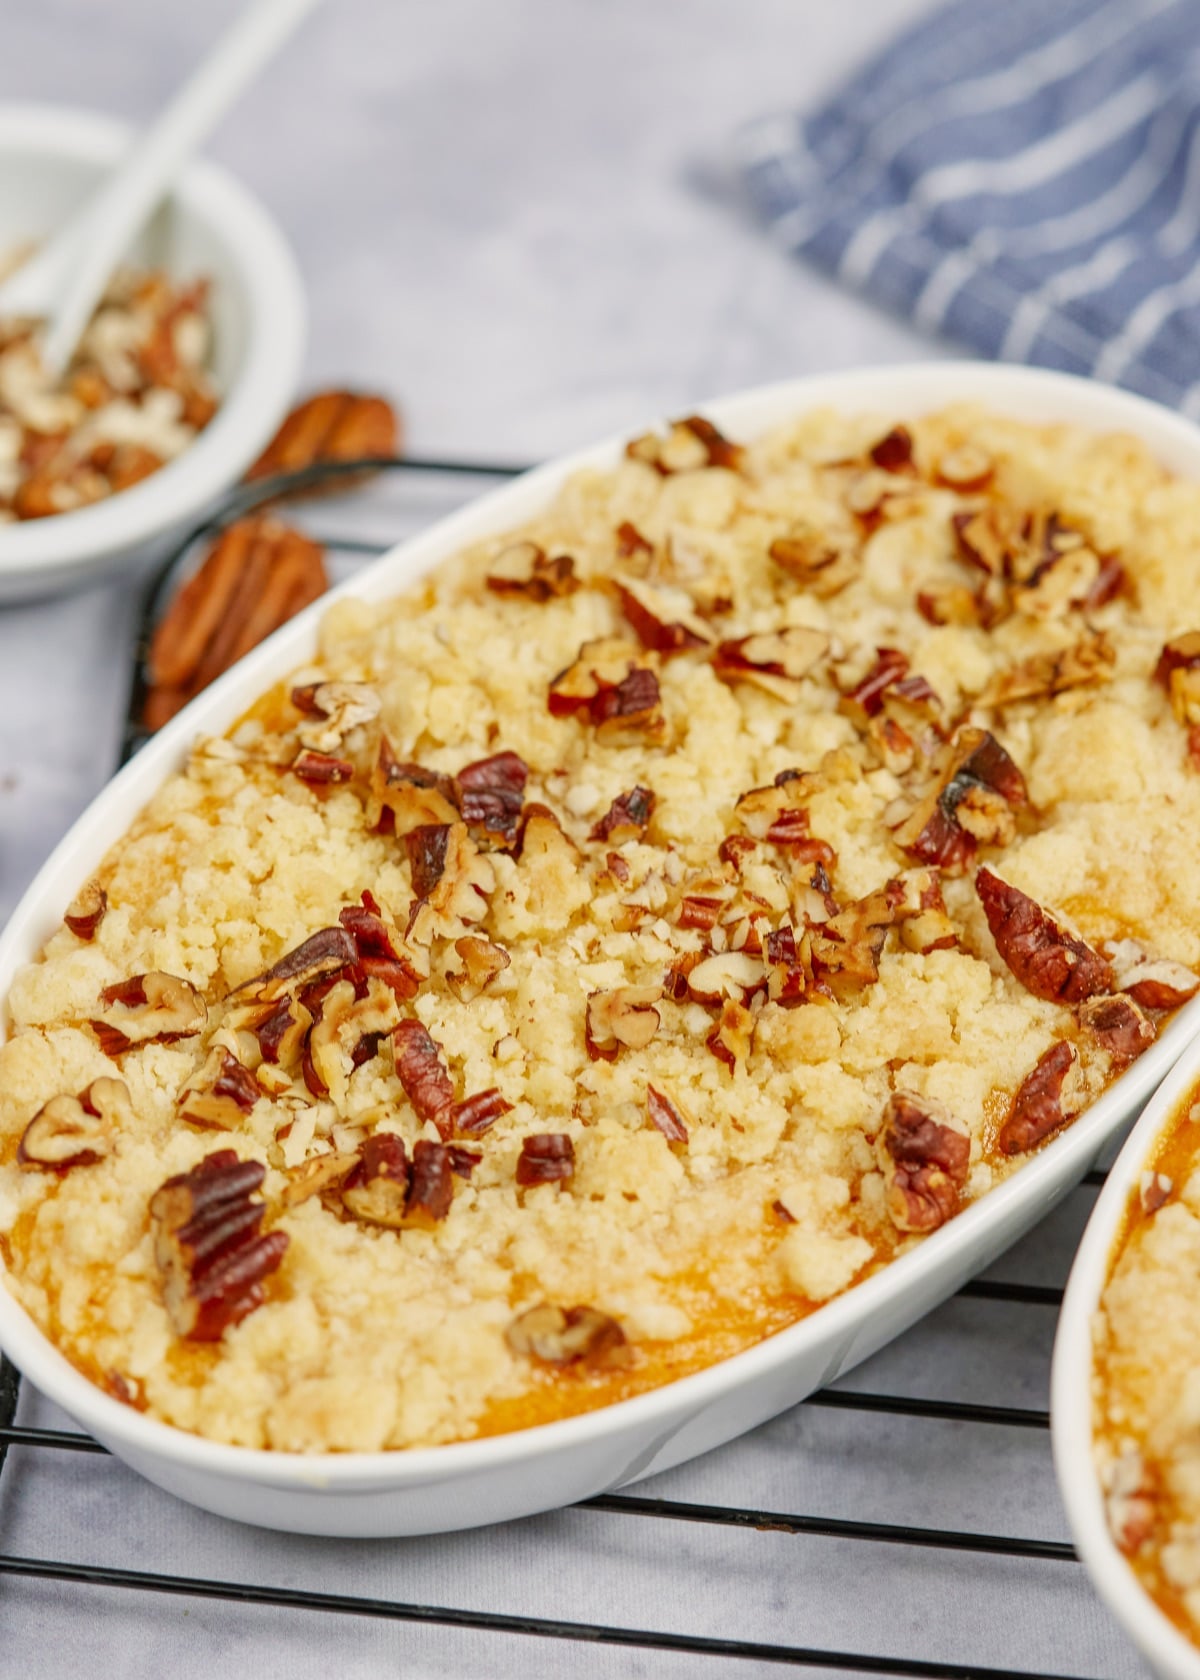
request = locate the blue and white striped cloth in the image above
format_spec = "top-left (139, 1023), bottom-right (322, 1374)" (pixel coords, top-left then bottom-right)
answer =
top-left (737, 0), bottom-right (1200, 416)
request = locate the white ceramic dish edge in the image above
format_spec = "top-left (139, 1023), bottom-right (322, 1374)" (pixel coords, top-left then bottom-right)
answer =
top-left (0, 104), bottom-right (306, 598)
top-left (4, 360), bottom-right (1200, 1537)
top-left (1053, 1016), bottom-right (1200, 1678)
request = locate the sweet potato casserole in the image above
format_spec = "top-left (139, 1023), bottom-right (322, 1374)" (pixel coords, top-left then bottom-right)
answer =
top-left (2, 403), bottom-right (1200, 1453)
top-left (1094, 1082), bottom-right (1200, 1641)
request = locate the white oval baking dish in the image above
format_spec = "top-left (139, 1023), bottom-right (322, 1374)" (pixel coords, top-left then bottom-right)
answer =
top-left (3, 361), bottom-right (1199, 1538)
top-left (1053, 1017), bottom-right (1200, 1679)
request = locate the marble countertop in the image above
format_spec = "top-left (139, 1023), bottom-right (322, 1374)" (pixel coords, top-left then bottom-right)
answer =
top-left (0, 3), bottom-right (1147, 1676)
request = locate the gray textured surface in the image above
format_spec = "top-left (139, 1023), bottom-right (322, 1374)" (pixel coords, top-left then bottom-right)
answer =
top-left (0, 2), bottom-right (1150, 1675)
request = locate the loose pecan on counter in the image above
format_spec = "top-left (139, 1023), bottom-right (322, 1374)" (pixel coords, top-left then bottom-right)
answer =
top-left (246, 389), bottom-right (399, 482)
top-left (150, 1151), bottom-right (287, 1341)
top-left (145, 516), bottom-right (327, 728)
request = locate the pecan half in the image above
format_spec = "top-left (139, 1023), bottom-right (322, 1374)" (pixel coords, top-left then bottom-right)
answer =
top-left (877, 1091), bottom-right (971, 1233)
top-left (150, 1151), bottom-right (287, 1341)
top-left (585, 986), bottom-right (663, 1060)
top-left (646, 1085), bottom-right (689, 1145)
top-left (18, 1077), bottom-right (129, 1170)
top-left (246, 389), bottom-right (399, 481)
top-left (178, 1048), bottom-right (261, 1129)
top-left (999, 1040), bottom-right (1083, 1154)
top-left (615, 576), bottom-right (714, 654)
top-left (64, 881), bottom-right (107, 941)
top-left (892, 728), bottom-right (1027, 873)
top-left (505, 1302), bottom-right (628, 1366)
top-left (456, 750), bottom-right (529, 848)
top-left (516, 1133), bottom-right (575, 1185)
top-left (1104, 938), bottom-right (1200, 1010)
top-left (486, 540), bottom-right (578, 600)
top-left (712, 627), bottom-right (828, 702)
top-left (91, 972), bottom-right (207, 1057)
top-left (144, 518), bottom-right (327, 728)
top-left (392, 1019), bottom-right (455, 1132)
top-left (1078, 995), bottom-right (1155, 1066)
top-left (976, 870), bottom-right (1112, 1003)
top-left (589, 786), bottom-right (655, 844)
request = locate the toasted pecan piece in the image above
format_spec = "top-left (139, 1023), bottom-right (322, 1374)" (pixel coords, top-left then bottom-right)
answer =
top-left (246, 389), bottom-right (399, 483)
top-left (145, 516), bottom-right (327, 727)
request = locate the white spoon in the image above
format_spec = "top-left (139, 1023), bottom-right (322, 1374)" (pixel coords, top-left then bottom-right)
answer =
top-left (0, 0), bottom-right (322, 381)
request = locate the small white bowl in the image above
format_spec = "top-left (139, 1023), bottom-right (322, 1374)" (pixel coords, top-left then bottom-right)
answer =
top-left (3, 361), bottom-right (1200, 1537)
top-left (0, 103), bottom-right (305, 601)
top-left (1054, 1031), bottom-right (1200, 1678)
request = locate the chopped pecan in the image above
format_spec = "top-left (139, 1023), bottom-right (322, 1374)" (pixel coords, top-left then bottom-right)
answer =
top-left (516, 1133), bottom-right (575, 1185)
top-left (91, 972), bottom-right (207, 1057)
top-left (406, 823), bottom-right (450, 899)
top-left (505, 1302), bottom-right (628, 1366)
top-left (486, 540), bottom-right (578, 600)
top-left (308, 978), bottom-right (400, 1097)
top-left (64, 881), bottom-right (107, 941)
top-left (686, 951), bottom-right (765, 1006)
top-left (516, 802), bottom-right (582, 868)
top-left (392, 1019), bottom-right (454, 1132)
top-left (292, 681), bottom-right (380, 755)
top-left (892, 728), bottom-right (1027, 873)
top-left (615, 520), bottom-right (654, 561)
top-left (340, 1134), bottom-right (411, 1228)
top-left (456, 750), bottom-right (529, 848)
top-left (733, 777), bottom-right (836, 862)
top-left (980, 631), bottom-right (1115, 709)
top-left (719, 834), bottom-right (758, 871)
top-left (589, 786), bottom-right (656, 844)
top-left (1155, 632), bottom-right (1200, 726)
top-left (368, 738), bottom-right (460, 834)
top-left (869, 425), bottom-right (914, 473)
top-left (706, 998), bottom-right (754, 1070)
top-left (144, 517), bottom-right (327, 728)
top-left (291, 749), bottom-right (355, 785)
top-left (241, 927), bottom-right (358, 1004)
top-left (405, 822), bottom-right (495, 945)
top-left (764, 923), bottom-right (810, 1007)
top-left (18, 1077), bottom-right (129, 1170)
top-left (838, 647), bottom-right (910, 728)
top-left (712, 627), bottom-right (828, 701)
top-left (277, 1149), bottom-right (361, 1209)
top-left (1139, 1172), bottom-right (1174, 1215)
top-left (150, 1151), bottom-right (287, 1341)
top-left (976, 870), bottom-right (1112, 1003)
top-left (893, 869), bottom-right (958, 954)
top-left (1103, 938), bottom-right (1200, 1010)
top-left (615, 576), bottom-right (714, 654)
top-left (915, 583), bottom-right (982, 627)
top-left (405, 1140), bottom-right (455, 1226)
top-left (936, 444), bottom-right (993, 490)
top-left (646, 1085), bottom-right (689, 1145)
top-left (626, 414), bottom-right (743, 475)
top-left (449, 1087), bottom-right (513, 1136)
top-left (877, 1091), bottom-right (970, 1233)
top-left (1078, 995), bottom-right (1155, 1066)
top-left (338, 892), bottom-right (423, 1002)
top-left (445, 935), bottom-right (511, 1003)
top-left (447, 1145), bottom-right (483, 1178)
top-left (1105, 1448), bottom-right (1158, 1556)
top-left (585, 986), bottom-right (663, 1060)
top-left (999, 1040), bottom-right (1083, 1154)
top-left (247, 389), bottom-right (399, 481)
top-left (178, 1049), bottom-right (261, 1129)
top-left (548, 638), bottom-right (665, 738)
top-left (249, 996), bottom-right (313, 1070)
top-left (768, 527), bottom-right (858, 597)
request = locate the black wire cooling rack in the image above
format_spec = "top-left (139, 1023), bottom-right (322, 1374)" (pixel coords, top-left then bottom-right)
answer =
top-left (0, 454), bottom-right (1134, 1680)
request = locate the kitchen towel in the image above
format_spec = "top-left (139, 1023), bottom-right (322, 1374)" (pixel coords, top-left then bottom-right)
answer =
top-left (737, 0), bottom-right (1200, 414)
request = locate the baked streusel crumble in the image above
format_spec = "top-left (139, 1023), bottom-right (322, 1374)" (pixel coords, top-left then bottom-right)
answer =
top-left (2, 403), bottom-right (1199, 1452)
